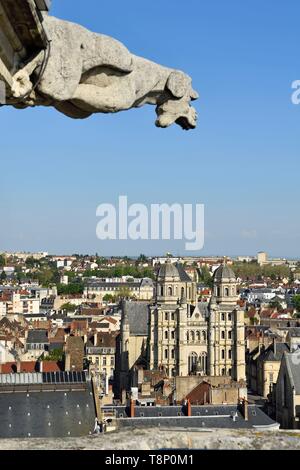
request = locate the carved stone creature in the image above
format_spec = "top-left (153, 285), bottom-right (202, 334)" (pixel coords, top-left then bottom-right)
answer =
top-left (10, 16), bottom-right (198, 130)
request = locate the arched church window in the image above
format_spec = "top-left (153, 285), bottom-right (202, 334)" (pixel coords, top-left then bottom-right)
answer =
top-left (217, 287), bottom-right (221, 297)
top-left (181, 287), bottom-right (185, 297)
top-left (228, 313), bottom-right (232, 321)
top-left (191, 331), bottom-right (195, 342)
top-left (221, 349), bottom-right (225, 360)
top-left (221, 331), bottom-right (225, 339)
top-left (171, 312), bottom-right (175, 321)
top-left (168, 286), bottom-right (173, 296)
top-left (165, 349), bottom-right (168, 359)
top-left (171, 349), bottom-right (175, 359)
top-left (186, 331), bottom-right (189, 342)
top-left (202, 331), bottom-right (206, 341)
top-left (224, 287), bottom-right (229, 297)
top-left (160, 285), bottom-right (164, 296)
top-left (165, 331), bottom-right (168, 340)
top-left (188, 352), bottom-right (198, 374)
top-left (196, 331), bottom-right (200, 342)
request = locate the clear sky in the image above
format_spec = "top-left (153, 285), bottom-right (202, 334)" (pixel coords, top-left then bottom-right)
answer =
top-left (1, 0), bottom-right (300, 257)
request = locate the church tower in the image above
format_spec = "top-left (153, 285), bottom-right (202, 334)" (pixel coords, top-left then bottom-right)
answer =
top-left (208, 262), bottom-right (245, 382)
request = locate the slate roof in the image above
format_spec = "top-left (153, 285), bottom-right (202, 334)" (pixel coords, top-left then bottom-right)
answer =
top-left (214, 264), bottom-right (236, 281)
top-left (26, 330), bottom-right (48, 344)
top-left (175, 263), bottom-right (192, 282)
top-left (287, 328), bottom-right (300, 338)
top-left (258, 343), bottom-right (289, 362)
top-left (0, 374), bottom-right (96, 438)
top-left (110, 405), bottom-right (278, 430)
top-left (158, 260), bottom-right (180, 280)
top-left (285, 353), bottom-right (300, 394)
top-left (123, 301), bottom-right (148, 336)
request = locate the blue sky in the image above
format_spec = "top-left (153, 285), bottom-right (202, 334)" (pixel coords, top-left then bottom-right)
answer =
top-left (1, 0), bottom-right (300, 257)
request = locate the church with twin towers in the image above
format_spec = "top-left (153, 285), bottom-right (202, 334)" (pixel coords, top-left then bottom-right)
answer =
top-left (116, 259), bottom-right (246, 395)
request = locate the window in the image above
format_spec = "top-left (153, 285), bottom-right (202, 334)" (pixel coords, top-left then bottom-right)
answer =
top-left (221, 368), bottom-right (226, 376)
top-left (171, 331), bottom-right (175, 340)
top-left (269, 373), bottom-right (274, 383)
top-left (221, 313), bottom-right (225, 321)
top-left (171, 349), bottom-right (175, 359)
top-left (228, 313), bottom-right (232, 321)
top-left (228, 330), bottom-right (232, 339)
top-left (196, 331), bottom-right (200, 341)
top-left (221, 331), bottom-right (225, 339)
top-left (217, 287), bottom-right (221, 297)
top-left (161, 285), bottom-right (164, 296)
top-left (165, 349), bottom-right (168, 359)
top-left (228, 349), bottom-right (232, 359)
top-left (171, 312), bottom-right (175, 321)
top-left (221, 349), bottom-right (225, 360)
top-left (168, 287), bottom-right (173, 296)
top-left (165, 331), bottom-right (168, 340)
top-left (165, 312), bottom-right (168, 321)
top-left (224, 287), bottom-right (229, 297)
top-left (103, 357), bottom-right (107, 366)
top-left (110, 357), bottom-right (114, 366)
top-left (191, 331), bottom-right (195, 342)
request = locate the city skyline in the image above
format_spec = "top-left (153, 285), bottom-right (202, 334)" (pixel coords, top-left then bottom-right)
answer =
top-left (1, 0), bottom-right (300, 257)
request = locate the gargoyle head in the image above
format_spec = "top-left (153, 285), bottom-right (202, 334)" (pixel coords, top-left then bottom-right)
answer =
top-left (156, 70), bottom-right (199, 130)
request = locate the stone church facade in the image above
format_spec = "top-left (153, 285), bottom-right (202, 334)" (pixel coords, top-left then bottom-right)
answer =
top-left (116, 260), bottom-right (246, 397)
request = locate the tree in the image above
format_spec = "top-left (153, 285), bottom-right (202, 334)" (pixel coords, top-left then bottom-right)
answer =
top-left (269, 299), bottom-right (282, 311)
top-left (0, 255), bottom-right (6, 268)
top-left (103, 294), bottom-right (116, 303)
top-left (0, 271), bottom-right (7, 282)
top-left (292, 295), bottom-right (300, 313)
top-left (60, 302), bottom-right (77, 313)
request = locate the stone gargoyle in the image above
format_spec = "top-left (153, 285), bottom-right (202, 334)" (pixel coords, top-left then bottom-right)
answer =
top-left (9, 15), bottom-right (198, 130)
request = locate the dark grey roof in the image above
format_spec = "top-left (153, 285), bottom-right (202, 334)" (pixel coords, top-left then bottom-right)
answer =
top-left (0, 385), bottom-right (96, 438)
top-left (285, 353), bottom-right (300, 394)
top-left (123, 301), bottom-right (148, 336)
top-left (213, 264), bottom-right (236, 282)
top-left (26, 330), bottom-right (48, 344)
top-left (259, 343), bottom-right (289, 362)
top-left (109, 405), bottom-right (278, 430)
top-left (175, 263), bottom-right (192, 282)
top-left (287, 328), bottom-right (300, 338)
top-left (157, 260), bottom-right (180, 280)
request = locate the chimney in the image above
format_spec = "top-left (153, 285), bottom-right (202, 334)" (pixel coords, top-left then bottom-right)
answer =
top-left (130, 399), bottom-right (135, 418)
top-left (273, 337), bottom-right (277, 356)
top-left (17, 360), bottom-right (21, 373)
top-left (187, 398), bottom-right (192, 417)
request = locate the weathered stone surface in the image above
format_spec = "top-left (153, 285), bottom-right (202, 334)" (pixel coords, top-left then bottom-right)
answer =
top-left (1, 428), bottom-right (300, 450)
top-left (9, 15), bottom-right (198, 130)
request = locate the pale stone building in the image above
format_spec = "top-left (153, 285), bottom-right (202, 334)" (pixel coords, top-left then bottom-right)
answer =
top-left (116, 260), bottom-right (246, 397)
top-left (208, 264), bottom-right (246, 382)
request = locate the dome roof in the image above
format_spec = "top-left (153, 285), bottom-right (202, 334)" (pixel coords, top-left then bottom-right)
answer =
top-left (213, 263), bottom-right (236, 282)
top-left (157, 259), bottom-right (180, 280)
